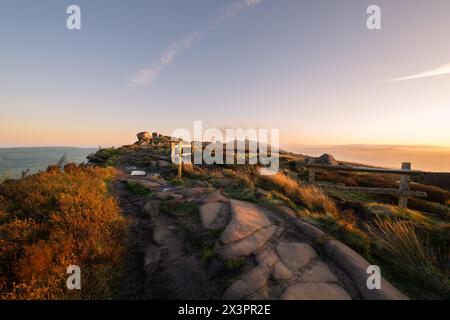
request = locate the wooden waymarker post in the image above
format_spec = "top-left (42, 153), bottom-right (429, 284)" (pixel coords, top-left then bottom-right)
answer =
top-left (177, 140), bottom-right (182, 180)
top-left (309, 169), bottom-right (316, 184)
top-left (398, 162), bottom-right (411, 208)
top-left (170, 141), bottom-right (183, 180)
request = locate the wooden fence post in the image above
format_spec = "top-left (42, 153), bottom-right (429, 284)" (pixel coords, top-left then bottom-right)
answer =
top-left (309, 169), bottom-right (316, 184)
top-left (177, 140), bottom-right (183, 180)
top-left (170, 142), bottom-right (175, 163)
top-left (398, 162), bottom-right (411, 208)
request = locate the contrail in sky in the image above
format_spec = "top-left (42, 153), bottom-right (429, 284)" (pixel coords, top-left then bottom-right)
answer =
top-left (130, 0), bottom-right (262, 86)
top-left (381, 63), bottom-right (450, 82)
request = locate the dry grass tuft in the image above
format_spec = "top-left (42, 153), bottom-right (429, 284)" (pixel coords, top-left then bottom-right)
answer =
top-left (225, 165), bottom-right (257, 189)
top-left (261, 171), bottom-right (339, 216)
top-left (182, 163), bottom-right (196, 175)
top-left (368, 218), bottom-right (433, 265)
top-left (367, 217), bottom-right (450, 298)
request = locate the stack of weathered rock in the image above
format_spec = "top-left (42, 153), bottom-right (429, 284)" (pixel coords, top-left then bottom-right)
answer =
top-left (135, 131), bottom-right (173, 146)
top-left (136, 132), bottom-right (153, 145)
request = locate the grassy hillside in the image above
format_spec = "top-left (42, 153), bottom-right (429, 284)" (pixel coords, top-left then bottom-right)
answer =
top-left (0, 164), bottom-right (127, 299)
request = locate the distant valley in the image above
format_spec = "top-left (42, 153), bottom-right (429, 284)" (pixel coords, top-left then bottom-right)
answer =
top-left (0, 147), bottom-right (97, 179)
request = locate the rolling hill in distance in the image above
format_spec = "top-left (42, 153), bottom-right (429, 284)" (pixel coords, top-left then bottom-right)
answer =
top-left (283, 144), bottom-right (450, 173)
top-left (0, 147), bottom-right (97, 179)
top-left (1, 144), bottom-right (449, 180)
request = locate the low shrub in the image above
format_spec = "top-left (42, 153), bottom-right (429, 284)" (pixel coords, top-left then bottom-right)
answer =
top-left (0, 165), bottom-right (127, 299)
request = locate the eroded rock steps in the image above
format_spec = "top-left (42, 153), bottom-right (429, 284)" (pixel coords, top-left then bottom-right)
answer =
top-left (112, 172), bottom-right (362, 300)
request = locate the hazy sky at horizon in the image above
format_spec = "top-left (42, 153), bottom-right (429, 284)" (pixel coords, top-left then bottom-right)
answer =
top-left (1, 0), bottom-right (450, 148)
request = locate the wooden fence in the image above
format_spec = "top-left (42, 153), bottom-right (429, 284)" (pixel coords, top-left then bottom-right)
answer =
top-left (305, 162), bottom-right (427, 208)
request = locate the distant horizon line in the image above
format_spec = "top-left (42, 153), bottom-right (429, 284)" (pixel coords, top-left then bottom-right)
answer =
top-left (1, 143), bottom-right (450, 150)
top-left (283, 143), bottom-right (450, 150)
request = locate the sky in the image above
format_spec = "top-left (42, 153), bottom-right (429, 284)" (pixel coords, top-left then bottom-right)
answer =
top-left (1, 0), bottom-right (450, 150)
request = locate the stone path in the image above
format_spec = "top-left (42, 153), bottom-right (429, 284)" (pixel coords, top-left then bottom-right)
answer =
top-left (218, 200), bottom-right (352, 300)
top-left (114, 172), bottom-right (407, 300)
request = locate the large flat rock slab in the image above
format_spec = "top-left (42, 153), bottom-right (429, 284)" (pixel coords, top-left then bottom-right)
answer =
top-left (200, 202), bottom-right (223, 228)
top-left (223, 265), bottom-right (270, 300)
top-left (300, 262), bottom-right (338, 283)
top-left (276, 242), bottom-right (317, 271)
top-left (220, 200), bottom-right (272, 244)
top-left (220, 225), bottom-right (276, 260)
top-left (280, 283), bottom-right (351, 300)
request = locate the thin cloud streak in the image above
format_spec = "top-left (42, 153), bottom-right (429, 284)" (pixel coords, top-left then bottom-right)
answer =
top-left (130, 0), bottom-right (262, 86)
top-left (130, 32), bottom-right (199, 85)
top-left (381, 63), bottom-right (450, 83)
top-left (212, 0), bottom-right (261, 28)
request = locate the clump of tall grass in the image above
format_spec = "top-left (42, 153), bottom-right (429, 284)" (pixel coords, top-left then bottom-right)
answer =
top-left (368, 218), bottom-right (433, 265)
top-left (366, 203), bottom-right (433, 228)
top-left (225, 165), bottom-right (257, 189)
top-left (367, 217), bottom-right (450, 299)
top-left (298, 185), bottom-right (339, 217)
top-left (264, 171), bottom-right (300, 195)
top-left (260, 171), bottom-right (339, 216)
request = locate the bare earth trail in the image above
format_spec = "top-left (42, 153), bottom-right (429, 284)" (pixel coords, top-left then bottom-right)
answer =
top-left (112, 179), bottom-right (151, 299)
top-left (112, 172), bottom-right (224, 299)
top-left (110, 169), bottom-right (383, 300)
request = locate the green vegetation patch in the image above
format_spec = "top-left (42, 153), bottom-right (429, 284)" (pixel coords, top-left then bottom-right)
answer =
top-left (160, 199), bottom-right (197, 216)
top-left (201, 244), bottom-right (217, 267)
top-left (224, 259), bottom-right (246, 273)
top-left (125, 181), bottom-right (152, 196)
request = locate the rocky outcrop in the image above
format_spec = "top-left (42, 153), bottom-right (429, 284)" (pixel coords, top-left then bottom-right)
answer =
top-left (304, 153), bottom-right (338, 166)
top-left (136, 132), bottom-right (152, 145)
top-left (317, 154), bottom-right (338, 165)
